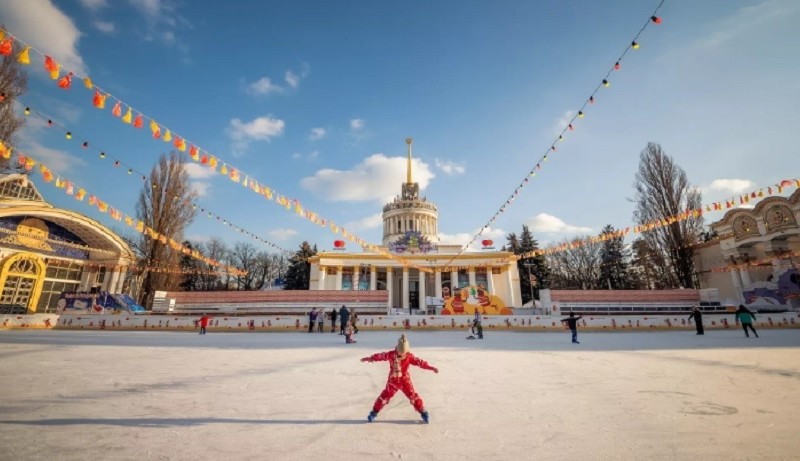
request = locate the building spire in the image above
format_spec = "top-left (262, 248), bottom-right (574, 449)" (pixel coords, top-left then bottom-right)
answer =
top-left (405, 137), bottom-right (413, 184)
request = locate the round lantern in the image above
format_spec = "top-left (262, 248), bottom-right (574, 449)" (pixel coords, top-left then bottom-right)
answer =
top-left (481, 239), bottom-right (493, 247)
top-left (334, 240), bottom-right (345, 249)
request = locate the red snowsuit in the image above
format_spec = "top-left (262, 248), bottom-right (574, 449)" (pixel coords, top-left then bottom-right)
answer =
top-left (363, 350), bottom-right (436, 413)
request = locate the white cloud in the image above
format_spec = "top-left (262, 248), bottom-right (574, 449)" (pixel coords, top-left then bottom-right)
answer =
top-left (21, 139), bottom-right (86, 172)
top-left (438, 226), bottom-right (507, 250)
top-left (269, 228), bottom-right (298, 240)
top-left (553, 110), bottom-right (575, 136)
top-left (247, 77), bottom-right (283, 95)
top-left (309, 128), bottom-right (326, 140)
top-left (189, 181), bottom-right (210, 197)
top-left (350, 119), bottom-right (365, 131)
top-left (300, 153), bottom-right (435, 202)
top-left (525, 213), bottom-right (592, 235)
top-left (79, 0), bottom-right (107, 10)
top-left (345, 213), bottom-right (383, 231)
top-left (130, 0), bottom-right (165, 18)
top-left (292, 151), bottom-right (319, 161)
top-left (184, 163), bottom-right (215, 179)
top-left (285, 70), bottom-right (299, 89)
top-left (704, 179), bottom-right (755, 195)
top-left (434, 158), bottom-right (465, 175)
top-left (699, 0), bottom-right (799, 50)
top-left (93, 20), bottom-right (115, 33)
top-left (0, 0), bottom-right (88, 76)
top-left (227, 116), bottom-right (285, 152)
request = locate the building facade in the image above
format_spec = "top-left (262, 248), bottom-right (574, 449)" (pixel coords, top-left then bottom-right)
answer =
top-left (308, 139), bottom-right (521, 314)
top-left (694, 189), bottom-right (800, 310)
top-left (0, 174), bottom-right (136, 313)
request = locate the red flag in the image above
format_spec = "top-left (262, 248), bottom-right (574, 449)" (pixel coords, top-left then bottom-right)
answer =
top-left (0, 37), bottom-right (13, 56)
top-left (44, 55), bottom-right (58, 72)
top-left (112, 101), bottom-right (122, 117)
top-left (57, 72), bottom-right (73, 90)
top-left (133, 114), bottom-right (143, 128)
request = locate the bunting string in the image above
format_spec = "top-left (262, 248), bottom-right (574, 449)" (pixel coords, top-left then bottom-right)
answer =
top-left (708, 250), bottom-right (800, 273)
top-left (436, 1), bottom-right (666, 270)
top-left (13, 100), bottom-right (295, 257)
top-left (0, 139), bottom-right (247, 276)
top-left (0, 224), bottom-right (118, 256)
top-left (516, 177), bottom-right (800, 260)
top-left (0, 28), bottom-right (430, 272)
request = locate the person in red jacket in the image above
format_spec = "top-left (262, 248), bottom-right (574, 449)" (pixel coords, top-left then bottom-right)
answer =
top-left (361, 334), bottom-right (438, 423)
top-left (198, 314), bottom-right (211, 335)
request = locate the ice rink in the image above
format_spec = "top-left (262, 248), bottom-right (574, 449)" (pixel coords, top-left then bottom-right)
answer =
top-left (1, 328), bottom-right (799, 460)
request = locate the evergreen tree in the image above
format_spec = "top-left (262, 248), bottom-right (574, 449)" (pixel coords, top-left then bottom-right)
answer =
top-left (507, 225), bottom-right (549, 305)
top-left (598, 225), bottom-right (634, 289)
top-left (179, 240), bottom-right (200, 291)
top-left (283, 241), bottom-right (317, 290)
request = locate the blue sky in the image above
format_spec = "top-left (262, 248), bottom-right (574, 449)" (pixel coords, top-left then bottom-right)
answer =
top-left (1, 0), bottom-right (798, 257)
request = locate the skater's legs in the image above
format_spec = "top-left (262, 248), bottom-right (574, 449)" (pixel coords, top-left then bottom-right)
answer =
top-left (400, 380), bottom-right (425, 413)
top-left (372, 381), bottom-right (400, 413)
top-left (571, 329), bottom-right (578, 343)
top-left (747, 324), bottom-right (758, 337)
top-left (742, 322), bottom-right (750, 337)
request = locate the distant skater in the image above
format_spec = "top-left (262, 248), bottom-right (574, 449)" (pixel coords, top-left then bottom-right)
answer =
top-left (736, 305), bottom-right (759, 338)
top-left (344, 321), bottom-right (357, 344)
top-left (317, 309), bottom-right (325, 332)
top-left (330, 308), bottom-right (338, 333)
top-left (339, 305), bottom-right (350, 335)
top-left (560, 311), bottom-right (583, 344)
top-left (688, 307), bottom-right (704, 335)
top-left (351, 310), bottom-right (359, 334)
top-left (198, 313), bottom-right (211, 335)
top-left (308, 308), bottom-right (318, 333)
top-left (361, 334), bottom-right (438, 423)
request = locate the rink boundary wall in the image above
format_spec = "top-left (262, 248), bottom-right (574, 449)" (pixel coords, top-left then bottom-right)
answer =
top-left (2, 313), bottom-right (799, 332)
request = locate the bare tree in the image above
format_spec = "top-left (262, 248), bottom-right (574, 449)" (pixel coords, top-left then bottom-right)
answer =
top-left (546, 237), bottom-right (602, 289)
top-left (0, 51), bottom-right (28, 170)
top-left (231, 242), bottom-right (260, 290)
top-left (135, 152), bottom-right (197, 307)
top-left (633, 143), bottom-right (704, 288)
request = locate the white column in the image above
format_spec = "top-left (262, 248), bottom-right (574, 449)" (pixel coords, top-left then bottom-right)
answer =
top-left (739, 269), bottom-right (752, 289)
top-left (115, 267), bottom-right (127, 293)
top-left (451, 269), bottom-right (458, 290)
top-left (468, 268), bottom-right (477, 287)
top-left (370, 266), bottom-right (377, 290)
top-left (418, 269), bottom-right (426, 311)
top-left (386, 267), bottom-right (394, 312)
top-left (107, 269), bottom-right (121, 293)
top-left (730, 270), bottom-right (744, 304)
top-left (402, 267), bottom-right (410, 311)
top-left (335, 267), bottom-right (343, 290)
top-left (318, 266), bottom-right (327, 290)
top-left (352, 265), bottom-right (360, 290)
top-left (434, 270), bottom-right (442, 298)
top-left (487, 267), bottom-right (494, 293)
top-left (506, 268), bottom-right (517, 306)
top-left (80, 267), bottom-right (93, 291)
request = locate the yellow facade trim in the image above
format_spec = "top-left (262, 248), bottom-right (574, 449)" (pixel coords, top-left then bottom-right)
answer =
top-left (0, 252), bottom-right (46, 314)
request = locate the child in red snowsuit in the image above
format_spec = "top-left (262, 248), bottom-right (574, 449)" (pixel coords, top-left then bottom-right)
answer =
top-left (361, 334), bottom-right (438, 423)
top-left (198, 314), bottom-right (211, 335)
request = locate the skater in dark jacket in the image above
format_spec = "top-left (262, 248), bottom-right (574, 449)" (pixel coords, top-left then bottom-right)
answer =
top-left (736, 305), bottom-right (759, 338)
top-left (339, 305), bottom-right (350, 335)
top-left (361, 334), bottom-right (438, 423)
top-left (330, 308), bottom-right (338, 333)
top-left (688, 307), bottom-right (704, 335)
top-left (560, 312), bottom-right (583, 344)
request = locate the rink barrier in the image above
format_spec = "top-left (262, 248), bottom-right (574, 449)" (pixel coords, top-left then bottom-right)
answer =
top-left (1, 313), bottom-right (799, 332)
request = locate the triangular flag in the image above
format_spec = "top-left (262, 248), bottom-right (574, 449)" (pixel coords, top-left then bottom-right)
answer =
top-left (57, 72), bottom-right (73, 90)
top-left (112, 101), bottom-right (122, 117)
top-left (0, 37), bottom-right (13, 56)
top-left (133, 114), bottom-right (143, 128)
top-left (93, 90), bottom-right (107, 109)
top-left (122, 107), bottom-right (132, 124)
top-left (83, 77), bottom-right (93, 89)
top-left (17, 46), bottom-right (30, 64)
top-left (163, 129), bottom-right (172, 142)
top-left (150, 120), bottom-right (161, 139)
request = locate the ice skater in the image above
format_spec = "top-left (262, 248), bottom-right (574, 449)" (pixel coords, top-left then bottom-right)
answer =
top-left (330, 307), bottom-right (338, 333)
top-left (361, 334), bottom-right (438, 423)
top-left (344, 321), bottom-right (357, 344)
top-left (560, 311), bottom-right (583, 344)
top-left (736, 304), bottom-right (759, 338)
top-left (317, 309), bottom-right (325, 332)
top-left (198, 313), bottom-right (211, 335)
top-left (469, 319), bottom-right (483, 339)
top-left (308, 308), bottom-right (318, 333)
top-left (688, 307), bottom-right (704, 335)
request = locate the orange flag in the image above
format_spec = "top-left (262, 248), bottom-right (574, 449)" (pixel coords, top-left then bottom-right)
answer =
top-left (0, 37), bottom-right (13, 56)
top-left (133, 114), bottom-right (143, 128)
top-left (57, 72), bottom-right (73, 90)
top-left (112, 101), bottom-right (122, 117)
top-left (93, 90), bottom-right (107, 109)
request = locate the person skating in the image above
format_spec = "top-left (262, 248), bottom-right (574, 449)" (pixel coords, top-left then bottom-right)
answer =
top-left (361, 334), bottom-right (438, 423)
top-left (198, 313), bottom-right (211, 335)
top-left (688, 307), bottom-right (704, 335)
top-left (339, 305), bottom-right (350, 335)
top-left (351, 310), bottom-right (359, 334)
top-left (472, 319), bottom-right (483, 339)
top-left (344, 321), bottom-right (357, 344)
top-left (330, 307), bottom-right (338, 333)
top-left (560, 311), bottom-right (583, 344)
top-left (317, 309), bottom-right (325, 333)
top-left (736, 304), bottom-right (759, 338)
top-left (308, 308), bottom-right (318, 333)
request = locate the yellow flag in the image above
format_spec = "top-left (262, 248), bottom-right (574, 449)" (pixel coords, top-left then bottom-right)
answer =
top-left (122, 107), bottom-right (132, 124)
top-left (17, 46), bottom-right (30, 65)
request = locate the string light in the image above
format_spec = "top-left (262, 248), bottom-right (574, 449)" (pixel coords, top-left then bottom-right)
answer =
top-left (24, 107), bottom-right (30, 115)
top-left (65, 132), bottom-right (72, 140)
top-left (602, 79), bottom-right (610, 87)
top-left (99, 152), bottom-right (106, 159)
top-left (632, 41), bottom-right (640, 49)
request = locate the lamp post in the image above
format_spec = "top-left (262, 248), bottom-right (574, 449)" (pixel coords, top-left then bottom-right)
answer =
top-left (522, 262), bottom-right (535, 311)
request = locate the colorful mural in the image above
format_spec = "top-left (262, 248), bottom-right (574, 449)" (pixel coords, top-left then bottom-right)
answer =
top-left (389, 231), bottom-right (438, 254)
top-left (441, 285), bottom-right (512, 315)
top-left (742, 268), bottom-right (800, 310)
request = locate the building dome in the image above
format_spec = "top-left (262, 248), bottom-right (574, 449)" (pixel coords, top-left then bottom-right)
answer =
top-left (381, 138), bottom-right (439, 247)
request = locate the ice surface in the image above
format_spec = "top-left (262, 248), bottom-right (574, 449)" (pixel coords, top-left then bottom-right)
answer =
top-left (1, 329), bottom-right (799, 460)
